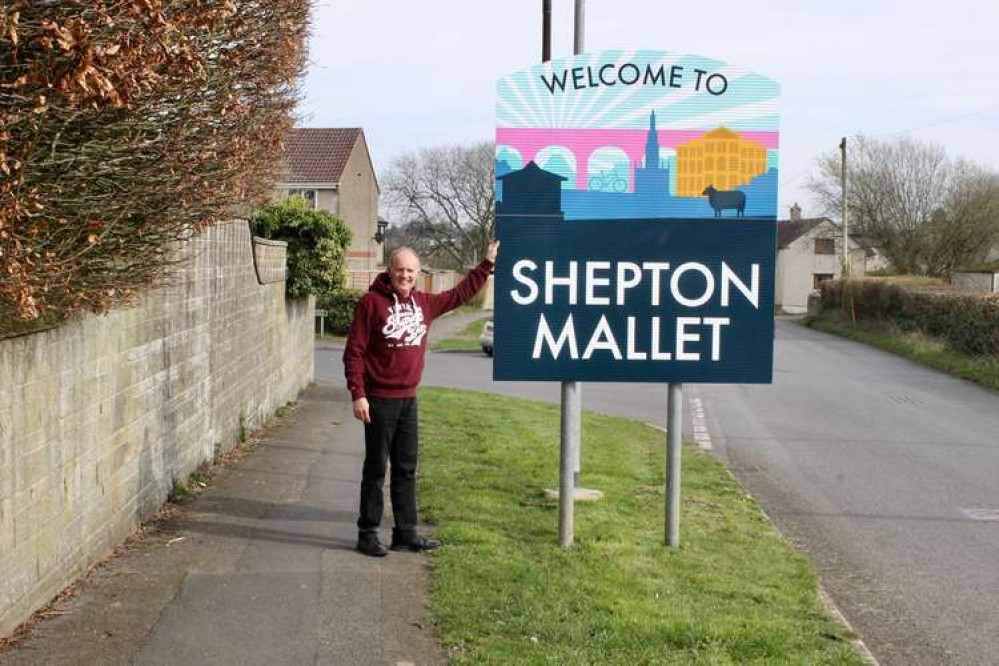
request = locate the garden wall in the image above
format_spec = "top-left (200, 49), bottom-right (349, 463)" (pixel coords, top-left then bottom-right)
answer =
top-left (0, 220), bottom-right (313, 634)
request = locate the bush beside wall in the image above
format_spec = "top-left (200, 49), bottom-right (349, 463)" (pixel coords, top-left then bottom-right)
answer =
top-left (317, 289), bottom-right (365, 335)
top-left (819, 279), bottom-right (999, 356)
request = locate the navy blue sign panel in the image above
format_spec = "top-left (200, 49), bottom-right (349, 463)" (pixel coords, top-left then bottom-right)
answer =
top-left (494, 216), bottom-right (775, 383)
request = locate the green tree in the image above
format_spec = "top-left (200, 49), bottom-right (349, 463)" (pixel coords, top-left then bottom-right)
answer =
top-left (252, 198), bottom-right (352, 299)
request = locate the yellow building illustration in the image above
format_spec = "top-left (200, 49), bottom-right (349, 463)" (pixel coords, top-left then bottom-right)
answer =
top-left (675, 127), bottom-right (768, 197)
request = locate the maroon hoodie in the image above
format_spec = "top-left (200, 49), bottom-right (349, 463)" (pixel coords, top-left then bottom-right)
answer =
top-left (343, 260), bottom-right (493, 401)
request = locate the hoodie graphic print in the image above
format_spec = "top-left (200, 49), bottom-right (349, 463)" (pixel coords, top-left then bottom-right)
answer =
top-left (382, 294), bottom-right (427, 347)
top-left (343, 260), bottom-right (493, 401)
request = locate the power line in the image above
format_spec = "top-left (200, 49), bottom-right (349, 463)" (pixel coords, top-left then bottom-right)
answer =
top-left (779, 167), bottom-right (811, 188)
top-left (875, 102), bottom-right (999, 137)
top-left (781, 102), bottom-right (999, 190)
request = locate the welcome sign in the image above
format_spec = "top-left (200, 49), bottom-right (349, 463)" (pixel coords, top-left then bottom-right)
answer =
top-left (493, 50), bottom-right (780, 383)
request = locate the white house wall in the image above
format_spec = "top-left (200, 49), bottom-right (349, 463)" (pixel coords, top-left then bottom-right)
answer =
top-left (777, 225), bottom-right (845, 313)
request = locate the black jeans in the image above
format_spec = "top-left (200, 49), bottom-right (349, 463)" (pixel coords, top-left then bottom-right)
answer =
top-left (357, 397), bottom-right (419, 536)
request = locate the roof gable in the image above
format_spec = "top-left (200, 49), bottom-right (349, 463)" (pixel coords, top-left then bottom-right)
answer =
top-left (280, 128), bottom-right (361, 184)
top-left (704, 127), bottom-right (739, 140)
top-left (777, 217), bottom-right (832, 248)
top-left (497, 161), bottom-right (567, 182)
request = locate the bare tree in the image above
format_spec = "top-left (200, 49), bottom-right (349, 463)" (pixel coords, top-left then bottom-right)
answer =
top-left (923, 162), bottom-right (999, 275)
top-left (383, 142), bottom-right (495, 270)
top-left (808, 135), bottom-right (999, 276)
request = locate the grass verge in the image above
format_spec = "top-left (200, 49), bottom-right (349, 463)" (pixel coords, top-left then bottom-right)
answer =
top-left (431, 316), bottom-right (490, 352)
top-left (804, 310), bottom-right (999, 392)
top-left (419, 387), bottom-right (863, 665)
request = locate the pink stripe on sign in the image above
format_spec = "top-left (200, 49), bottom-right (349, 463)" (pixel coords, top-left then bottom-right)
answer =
top-left (496, 127), bottom-right (780, 151)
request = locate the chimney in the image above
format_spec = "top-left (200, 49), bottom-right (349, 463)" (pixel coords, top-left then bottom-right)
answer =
top-left (789, 203), bottom-right (802, 221)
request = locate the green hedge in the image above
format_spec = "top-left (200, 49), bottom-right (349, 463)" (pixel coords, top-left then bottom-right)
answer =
top-left (819, 279), bottom-right (999, 356)
top-left (251, 198), bottom-right (352, 299)
top-left (317, 289), bottom-right (365, 335)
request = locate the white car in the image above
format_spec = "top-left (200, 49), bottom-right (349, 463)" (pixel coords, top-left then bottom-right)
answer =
top-left (479, 320), bottom-right (494, 357)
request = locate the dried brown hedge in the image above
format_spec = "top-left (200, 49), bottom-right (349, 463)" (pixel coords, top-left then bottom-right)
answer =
top-left (819, 279), bottom-right (999, 357)
top-left (0, 0), bottom-right (309, 334)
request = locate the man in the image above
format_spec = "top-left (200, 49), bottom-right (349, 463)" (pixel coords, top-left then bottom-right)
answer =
top-left (343, 242), bottom-right (499, 557)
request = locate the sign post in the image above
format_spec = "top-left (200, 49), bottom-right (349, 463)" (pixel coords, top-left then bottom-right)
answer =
top-left (666, 382), bottom-right (682, 546)
top-left (494, 50), bottom-right (780, 545)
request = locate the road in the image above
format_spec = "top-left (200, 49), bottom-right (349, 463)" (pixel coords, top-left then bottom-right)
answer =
top-left (316, 315), bottom-right (999, 665)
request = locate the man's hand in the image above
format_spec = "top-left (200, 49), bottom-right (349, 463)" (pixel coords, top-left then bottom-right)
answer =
top-left (486, 239), bottom-right (500, 264)
top-left (352, 397), bottom-right (370, 423)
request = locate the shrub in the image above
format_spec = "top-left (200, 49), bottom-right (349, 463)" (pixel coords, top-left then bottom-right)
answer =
top-left (318, 289), bottom-right (365, 335)
top-left (252, 198), bottom-right (352, 299)
top-left (819, 279), bottom-right (999, 356)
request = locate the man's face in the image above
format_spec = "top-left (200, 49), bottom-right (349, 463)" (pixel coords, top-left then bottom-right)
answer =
top-left (389, 250), bottom-right (420, 298)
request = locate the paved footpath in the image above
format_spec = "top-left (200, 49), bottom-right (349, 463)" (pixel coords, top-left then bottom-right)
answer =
top-left (0, 381), bottom-right (445, 666)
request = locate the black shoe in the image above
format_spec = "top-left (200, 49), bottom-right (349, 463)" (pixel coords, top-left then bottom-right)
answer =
top-left (390, 533), bottom-right (440, 552)
top-left (356, 532), bottom-right (388, 557)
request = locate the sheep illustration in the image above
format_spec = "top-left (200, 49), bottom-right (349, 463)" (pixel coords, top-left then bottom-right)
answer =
top-left (702, 185), bottom-right (747, 218)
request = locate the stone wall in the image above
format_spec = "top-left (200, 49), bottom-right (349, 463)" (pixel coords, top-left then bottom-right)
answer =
top-left (0, 220), bottom-right (314, 634)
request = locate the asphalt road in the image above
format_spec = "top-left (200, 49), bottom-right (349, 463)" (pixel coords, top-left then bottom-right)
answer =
top-left (316, 316), bottom-right (999, 665)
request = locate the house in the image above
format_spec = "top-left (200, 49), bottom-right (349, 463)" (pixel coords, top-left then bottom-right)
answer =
top-left (775, 204), bottom-right (869, 313)
top-left (850, 233), bottom-right (892, 275)
top-left (275, 128), bottom-right (386, 280)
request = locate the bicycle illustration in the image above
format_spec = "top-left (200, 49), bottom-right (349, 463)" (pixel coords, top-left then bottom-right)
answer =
top-left (588, 170), bottom-right (628, 193)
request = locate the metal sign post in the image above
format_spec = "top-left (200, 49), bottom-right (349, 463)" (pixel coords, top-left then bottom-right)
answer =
top-left (559, 382), bottom-right (578, 546)
top-left (538, 0), bottom-right (578, 548)
top-left (666, 383), bottom-right (683, 547)
top-left (565, 0), bottom-right (585, 505)
top-left (316, 308), bottom-right (328, 338)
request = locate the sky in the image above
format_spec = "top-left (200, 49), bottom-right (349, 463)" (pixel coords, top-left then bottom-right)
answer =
top-left (299, 0), bottom-right (998, 219)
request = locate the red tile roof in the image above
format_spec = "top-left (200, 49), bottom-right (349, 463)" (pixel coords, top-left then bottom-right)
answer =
top-left (280, 128), bottom-right (361, 184)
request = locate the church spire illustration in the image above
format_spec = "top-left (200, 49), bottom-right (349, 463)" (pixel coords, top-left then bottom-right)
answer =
top-left (644, 110), bottom-right (660, 169)
top-left (634, 110), bottom-right (670, 196)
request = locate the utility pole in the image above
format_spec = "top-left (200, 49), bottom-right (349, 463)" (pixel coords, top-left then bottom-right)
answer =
top-left (573, 0), bottom-right (585, 54)
top-left (840, 137), bottom-right (850, 277)
top-left (542, 0), bottom-right (551, 62)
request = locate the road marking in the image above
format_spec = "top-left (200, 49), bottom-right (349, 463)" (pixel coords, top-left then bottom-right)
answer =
top-left (644, 397), bottom-right (712, 450)
top-left (960, 507), bottom-right (999, 521)
top-left (689, 397), bottom-right (713, 451)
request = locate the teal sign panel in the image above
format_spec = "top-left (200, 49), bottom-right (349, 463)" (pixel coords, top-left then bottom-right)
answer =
top-left (493, 51), bottom-right (780, 383)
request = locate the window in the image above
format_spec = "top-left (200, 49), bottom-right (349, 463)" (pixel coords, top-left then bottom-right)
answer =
top-left (814, 238), bottom-right (835, 255)
top-left (288, 188), bottom-right (317, 209)
top-left (813, 273), bottom-right (834, 290)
